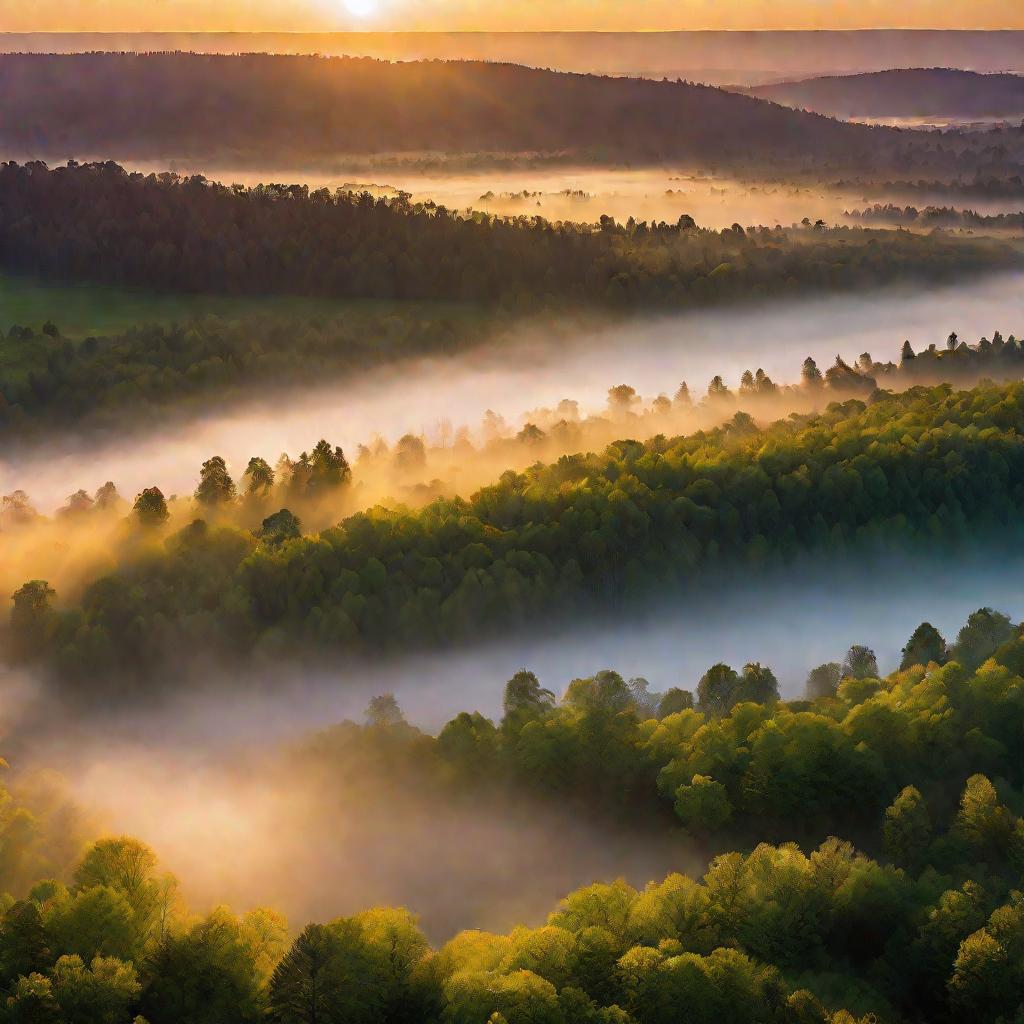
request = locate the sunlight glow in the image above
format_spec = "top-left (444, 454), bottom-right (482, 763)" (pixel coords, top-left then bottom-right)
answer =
top-left (4, 0), bottom-right (1024, 32)
top-left (343, 0), bottom-right (380, 18)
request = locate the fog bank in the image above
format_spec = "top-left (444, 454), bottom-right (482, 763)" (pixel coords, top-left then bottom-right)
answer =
top-left (5, 271), bottom-right (1023, 514)
top-left (3, 547), bottom-right (1021, 936)
top-left (124, 163), bottom-right (887, 231)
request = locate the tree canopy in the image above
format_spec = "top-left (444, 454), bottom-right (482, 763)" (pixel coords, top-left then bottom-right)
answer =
top-left (16, 380), bottom-right (1024, 683)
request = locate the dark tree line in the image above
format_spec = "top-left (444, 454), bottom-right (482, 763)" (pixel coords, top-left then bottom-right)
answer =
top-left (4, 317), bottom-right (1023, 445)
top-left (0, 308), bottom-right (482, 439)
top-left (847, 202), bottom-right (1024, 229)
top-left (0, 161), bottom-right (1015, 314)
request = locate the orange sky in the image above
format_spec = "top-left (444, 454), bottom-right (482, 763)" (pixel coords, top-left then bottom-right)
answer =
top-left (3, 0), bottom-right (1023, 32)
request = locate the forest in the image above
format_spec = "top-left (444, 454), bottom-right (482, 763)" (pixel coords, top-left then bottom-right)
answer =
top-left (4, 315), bottom-right (1024, 441)
top-left (5, 31), bottom-right (1024, 1024)
top-left (749, 67), bottom-right (1024, 120)
top-left (10, 379), bottom-right (1024, 684)
top-left (0, 305), bottom-right (491, 438)
top-left (846, 203), bottom-right (1024, 230)
top-left (0, 603), bottom-right (1023, 1022)
top-left (1, 162), bottom-right (1014, 315)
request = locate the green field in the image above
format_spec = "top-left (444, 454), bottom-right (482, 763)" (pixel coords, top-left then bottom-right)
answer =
top-left (0, 273), bottom-right (471, 339)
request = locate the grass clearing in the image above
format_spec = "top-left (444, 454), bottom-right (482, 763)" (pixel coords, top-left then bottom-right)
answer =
top-left (0, 273), bottom-right (476, 339)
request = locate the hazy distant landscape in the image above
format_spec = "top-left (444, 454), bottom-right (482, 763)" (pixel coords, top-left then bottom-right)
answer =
top-left (5, 29), bottom-right (1024, 83)
top-left (2, 19), bottom-right (1024, 1024)
top-left (749, 67), bottom-right (1024, 125)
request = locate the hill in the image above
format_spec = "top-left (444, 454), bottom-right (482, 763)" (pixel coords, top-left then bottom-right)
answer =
top-left (749, 67), bottom-right (1024, 121)
top-left (5, 31), bottom-right (1024, 84)
top-left (14, 380), bottom-right (1024, 680)
top-left (0, 52), bottom-right (894, 167)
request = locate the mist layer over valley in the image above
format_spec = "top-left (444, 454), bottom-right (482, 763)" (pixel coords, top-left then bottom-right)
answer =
top-left (124, 163), bottom-right (900, 233)
top-left (5, 37), bottom-right (1024, 1024)
top-left (6, 270), bottom-right (1023, 515)
top-left (124, 161), bottom-right (1024, 229)
top-left (3, 549), bottom-right (1022, 942)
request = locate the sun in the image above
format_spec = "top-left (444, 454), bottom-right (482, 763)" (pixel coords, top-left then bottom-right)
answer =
top-left (342, 0), bottom-right (380, 18)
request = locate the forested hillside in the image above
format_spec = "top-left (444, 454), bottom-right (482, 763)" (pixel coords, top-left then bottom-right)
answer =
top-left (12, 380), bottom-right (1024, 681)
top-left (750, 68), bottom-right (1024, 120)
top-left (0, 52), bottom-right (886, 165)
top-left (0, 306), bottom-right (488, 438)
top-left (0, 162), bottom-right (1014, 316)
top-left (1, 610), bottom-right (1024, 1022)
top-left (4, 312), bottom-right (1023, 442)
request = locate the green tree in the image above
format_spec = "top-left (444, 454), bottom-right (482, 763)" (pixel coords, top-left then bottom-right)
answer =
top-left (805, 663), bottom-right (842, 700)
top-left (132, 488), bottom-right (169, 528)
top-left (952, 608), bottom-right (1016, 670)
top-left (842, 646), bottom-right (878, 680)
top-left (9, 581), bottom-right (57, 662)
top-left (351, 908), bottom-right (435, 1023)
top-left (242, 457), bottom-right (275, 499)
top-left (266, 924), bottom-right (338, 1024)
top-left (735, 663), bottom-right (779, 706)
top-left (239, 908), bottom-right (288, 983)
top-left (801, 357), bottom-right (823, 388)
top-left (883, 786), bottom-right (932, 869)
top-left (44, 887), bottom-right (141, 963)
top-left (948, 895), bottom-right (1024, 1021)
top-left (72, 838), bottom-right (174, 949)
top-left (0, 901), bottom-right (53, 985)
top-left (365, 694), bottom-right (406, 728)
top-left (696, 664), bottom-right (740, 717)
top-left (393, 436), bottom-right (426, 474)
top-left (953, 774), bottom-right (1018, 860)
top-left (502, 671), bottom-right (554, 732)
top-left (4, 973), bottom-right (61, 1024)
top-left (564, 671), bottom-right (633, 714)
top-left (74, 839), bottom-right (157, 900)
top-left (140, 909), bottom-right (264, 1024)
top-left (195, 456), bottom-right (236, 508)
top-left (307, 441), bottom-right (351, 496)
top-left (674, 775), bottom-right (733, 834)
top-left (259, 509), bottom-right (301, 546)
top-left (900, 622), bottom-right (947, 670)
top-left (657, 689), bottom-right (694, 717)
top-left (50, 954), bottom-right (140, 1024)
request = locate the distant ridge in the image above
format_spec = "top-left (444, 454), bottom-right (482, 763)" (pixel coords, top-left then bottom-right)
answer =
top-left (0, 52), bottom-right (889, 166)
top-left (3, 31), bottom-right (1024, 86)
top-left (749, 68), bottom-right (1024, 121)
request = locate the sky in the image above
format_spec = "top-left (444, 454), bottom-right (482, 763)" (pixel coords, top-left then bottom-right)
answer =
top-left (2, 0), bottom-right (1023, 32)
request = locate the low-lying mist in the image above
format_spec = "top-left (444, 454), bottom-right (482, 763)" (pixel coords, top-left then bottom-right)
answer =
top-left (120, 161), bottom-right (1024, 227)
top-left (124, 163), bottom-right (882, 232)
top-left (3, 549), bottom-right (1022, 938)
top-left (6, 270), bottom-right (1023, 516)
